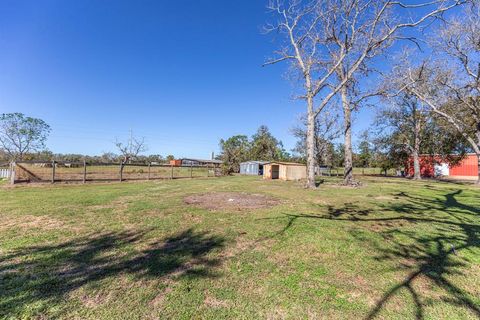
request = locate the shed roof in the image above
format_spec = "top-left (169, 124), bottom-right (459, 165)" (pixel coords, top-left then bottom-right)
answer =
top-left (265, 161), bottom-right (306, 166)
top-left (181, 158), bottom-right (223, 164)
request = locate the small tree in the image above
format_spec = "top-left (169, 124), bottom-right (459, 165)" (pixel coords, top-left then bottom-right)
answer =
top-left (115, 134), bottom-right (148, 164)
top-left (371, 135), bottom-right (407, 176)
top-left (357, 131), bottom-right (373, 170)
top-left (377, 94), bottom-right (430, 180)
top-left (374, 90), bottom-right (468, 179)
top-left (0, 113), bottom-right (51, 161)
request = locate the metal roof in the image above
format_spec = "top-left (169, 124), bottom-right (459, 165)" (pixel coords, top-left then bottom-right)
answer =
top-left (264, 161), bottom-right (306, 166)
top-left (240, 161), bottom-right (269, 165)
top-left (181, 158), bottom-right (223, 164)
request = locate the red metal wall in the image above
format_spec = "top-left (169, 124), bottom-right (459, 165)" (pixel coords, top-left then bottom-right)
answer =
top-left (407, 154), bottom-right (478, 177)
top-left (449, 154), bottom-right (478, 176)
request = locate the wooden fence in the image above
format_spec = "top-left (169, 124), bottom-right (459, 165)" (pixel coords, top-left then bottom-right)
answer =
top-left (9, 161), bottom-right (222, 184)
top-left (318, 167), bottom-right (399, 177)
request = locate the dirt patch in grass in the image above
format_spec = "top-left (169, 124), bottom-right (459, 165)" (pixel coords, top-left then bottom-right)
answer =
top-left (204, 291), bottom-right (230, 308)
top-left (78, 291), bottom-right (112, 308)
top-left (150, 286), bottom-right (173, 307)
top-left (374, 195), bottom-right (398, 201)
top-left (184, 192), bottom-right (280, 211)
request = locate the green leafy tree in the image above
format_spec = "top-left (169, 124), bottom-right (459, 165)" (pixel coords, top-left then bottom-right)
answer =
top-left (275, 143), bottom-right (291, 162)
top-left (333, 143), bottom-right (345, 168)
top-left (250, 126), bottom-right (284, 161)
top-left (356, 130), bottom-right (373, 169)
top-left (0, 113), bottom-right (51, 160)
top-left (219, 135), bottom-right (250, 175)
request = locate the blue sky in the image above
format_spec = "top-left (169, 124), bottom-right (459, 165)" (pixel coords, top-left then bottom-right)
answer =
top-left (0, 0), bottom-right (431, 158)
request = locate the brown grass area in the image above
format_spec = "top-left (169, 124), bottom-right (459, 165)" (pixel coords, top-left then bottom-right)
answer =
top-left (78, 291), bottom-right (112, 308)
top-left (203, 291), bottom-right (230, 308)
top-left (184, 192), bottom-right (280, 211)
top-left (150, 287), bottom-right (173, 308)
top-left (0, 214), bottom-right (66, 232)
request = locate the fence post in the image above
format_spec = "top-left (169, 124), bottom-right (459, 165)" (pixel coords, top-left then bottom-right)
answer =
top-left (190, 163), bottom-right (193, 178)
top-left (51, 160), bottom-right (56, 183)
top-left (171, 164), bottom-right (174, 179)
top-left (83, 160), bottom-right (87, 183)
top-left (10, 162), bottom-right (15, 185)
top-left (119, 162), bottom-right (124, 182)
top-left (148, 162), bottom-right (151, 180)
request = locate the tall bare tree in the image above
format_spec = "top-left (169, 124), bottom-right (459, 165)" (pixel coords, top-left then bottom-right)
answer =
top-left (265, 0), bottom-right (467, 188)
top-left (399, 4), bottom-right (480, 183)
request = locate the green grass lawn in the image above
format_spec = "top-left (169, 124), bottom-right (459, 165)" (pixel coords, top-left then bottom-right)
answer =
top-left (0, 176), bottom-right (479, 319)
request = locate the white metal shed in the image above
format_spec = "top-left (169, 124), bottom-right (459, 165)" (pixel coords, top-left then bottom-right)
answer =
top-left (239, 161), bottom-right (268, 175)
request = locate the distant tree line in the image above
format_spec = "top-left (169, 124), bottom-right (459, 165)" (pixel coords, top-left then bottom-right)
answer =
top-left (0, 149), bottom-right (175, 165)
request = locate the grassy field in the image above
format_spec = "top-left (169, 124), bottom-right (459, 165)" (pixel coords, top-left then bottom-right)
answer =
top-left (0, 176), bottom-right (479, 319)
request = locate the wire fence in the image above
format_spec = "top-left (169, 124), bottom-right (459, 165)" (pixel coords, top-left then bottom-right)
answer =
top-left (318, 167), bottom-right (400, 177)
top-left (10, 161), bottom-right (222, 184)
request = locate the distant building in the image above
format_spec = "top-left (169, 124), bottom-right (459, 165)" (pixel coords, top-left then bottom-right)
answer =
top-left (170, 158), bottom-right (222, 167)
top-left (169, 159), bottom-right (182, 167)
top-left (407, 154), bottom-right (478, 179)
top-left (263, 162), bottom-right (307, 181)
top-left (240, 161), bottom-right (268, 176)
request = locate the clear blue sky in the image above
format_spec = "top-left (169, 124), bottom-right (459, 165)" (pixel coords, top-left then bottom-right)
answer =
top-left (0, 0), bottom-right (386, 158)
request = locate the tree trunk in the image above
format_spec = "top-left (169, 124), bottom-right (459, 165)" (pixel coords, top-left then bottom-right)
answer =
top-left (412, 120), bottom-right (421, 180)
top-left (305, 97), bottom-right (317, 189)
top-left (341, 87), bottom-right (354, 185)
top-left (412, 150), bottom-right (421, 180)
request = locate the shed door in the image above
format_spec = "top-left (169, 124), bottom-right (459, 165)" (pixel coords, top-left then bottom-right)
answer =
top-left (271, 165), bottom-right (280, 179)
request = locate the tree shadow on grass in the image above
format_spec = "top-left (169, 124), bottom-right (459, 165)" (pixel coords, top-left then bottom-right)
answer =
top-left (361, 189), bottom-right (480, 319)
top-left (263, 189), bottom-right (480, 319)
top-left (0, 228), bottom-right (225, 318)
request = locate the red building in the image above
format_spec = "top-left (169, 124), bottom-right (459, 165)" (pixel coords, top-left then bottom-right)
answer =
top-left (169, 159), bottom-right (182, 167)
top-left (406, 154), bottom-right (478, 178)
